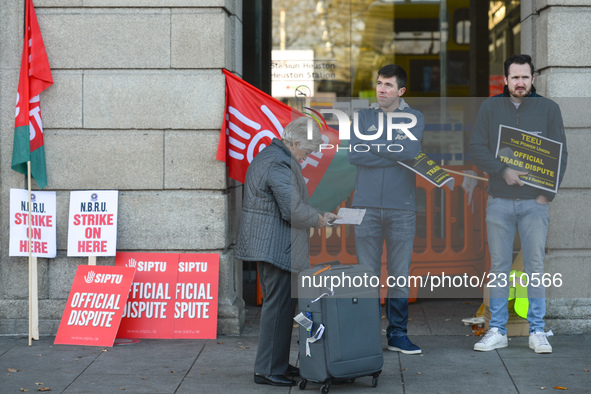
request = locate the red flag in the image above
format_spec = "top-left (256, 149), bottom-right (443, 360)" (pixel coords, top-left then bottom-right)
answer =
top-left (217, 69), bottom-right (339, 197)
top-left (12, 0), bottom-right (53, 189)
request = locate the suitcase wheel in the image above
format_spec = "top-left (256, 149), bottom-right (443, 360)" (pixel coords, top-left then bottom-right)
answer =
top-left (321, 384), bottom-right (330, 394)
top-left (371, 373), bottom-right (379, 388)
top-left (298, 379), bottom-right (307, 390)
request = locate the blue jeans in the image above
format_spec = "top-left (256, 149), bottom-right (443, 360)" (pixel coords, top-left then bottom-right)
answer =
top-left (486, 196), bottom-right (549, 335)
top-left (354, 208), bottom-right (415, 339)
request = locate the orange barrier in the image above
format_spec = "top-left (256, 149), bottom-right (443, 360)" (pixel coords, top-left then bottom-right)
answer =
top-left (256, 166), bottom-right (488, 304)
top-left (409, 165), bottom-right (488, 300)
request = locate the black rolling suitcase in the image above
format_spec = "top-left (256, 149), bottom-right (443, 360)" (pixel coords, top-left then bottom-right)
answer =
top-left (296, 262), bottom-right (383, 393)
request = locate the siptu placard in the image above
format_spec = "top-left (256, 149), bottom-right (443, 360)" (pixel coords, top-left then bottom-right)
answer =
top-left (115, 252), bottom-right (179, 338)
top-left (67, 190), bottom-right (119, 256)
top-left (54, 265), bottom-right (136, 347)
top-left (496, 125), bottom-right (563, 193)
top-left (115, 252), bottom-right (219, 339)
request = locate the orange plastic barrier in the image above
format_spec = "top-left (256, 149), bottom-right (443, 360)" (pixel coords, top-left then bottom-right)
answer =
top-left (256, 166), bottom-right (488, 304)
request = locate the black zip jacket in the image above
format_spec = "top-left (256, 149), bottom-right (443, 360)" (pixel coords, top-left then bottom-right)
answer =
top-left (469, 86), bottom-right (568, 201)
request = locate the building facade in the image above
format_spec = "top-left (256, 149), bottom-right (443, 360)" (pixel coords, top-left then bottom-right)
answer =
top-left (0, 0), bottom-right (589, 336)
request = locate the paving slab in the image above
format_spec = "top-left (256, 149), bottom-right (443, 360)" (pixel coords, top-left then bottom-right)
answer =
top-left (0, 301), bottom-right (589, 393)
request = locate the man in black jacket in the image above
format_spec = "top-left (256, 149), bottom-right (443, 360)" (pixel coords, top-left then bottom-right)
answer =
top-left (470, 54), bottom-right (567, 354)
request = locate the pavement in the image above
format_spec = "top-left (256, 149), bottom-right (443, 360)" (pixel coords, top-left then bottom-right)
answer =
top-left (1, 299), bottom-right (590, 393)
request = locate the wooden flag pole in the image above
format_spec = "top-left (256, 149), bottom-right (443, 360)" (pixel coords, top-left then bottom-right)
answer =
top-left (442, 168), bottom-right (489, 182)
top-left (27, 161), bottom-right (39, 346)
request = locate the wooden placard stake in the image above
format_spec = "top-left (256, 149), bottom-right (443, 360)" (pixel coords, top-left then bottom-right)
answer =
top-left (442, 168), bottom-right (489, 182)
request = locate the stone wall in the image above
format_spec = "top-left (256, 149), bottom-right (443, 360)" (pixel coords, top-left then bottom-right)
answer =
top-left (0, 0), bottom-right (244, 335)
top-left (522, 0), bottom-right (591, 333)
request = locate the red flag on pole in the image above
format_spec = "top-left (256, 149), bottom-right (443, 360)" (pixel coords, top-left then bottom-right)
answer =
top-left (216, 69), bottom-right (340, 197)
top-left (12, 0), bottom-right (53, 189)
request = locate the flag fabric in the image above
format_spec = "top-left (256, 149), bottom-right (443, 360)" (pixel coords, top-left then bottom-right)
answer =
top-left (12, 0), bottom-right (53, 189)
top-left (217, 69), bottom-right (353, 211)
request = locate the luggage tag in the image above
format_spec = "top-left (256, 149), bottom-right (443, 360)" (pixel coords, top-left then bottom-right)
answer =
top-left (306, 312), bottom-right (313, 336)
top-left (305, 324), bottom-right (325, 357)
top-left (293, 312), bottom-right (315, 337)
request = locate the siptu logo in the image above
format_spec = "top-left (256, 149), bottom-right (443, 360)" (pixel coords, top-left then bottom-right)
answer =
top-left (85, 270), bottom-right (96, 284)
top-left (126, 258), bottom-right (137, 268)
top-left (226, 105), bottom-right (283, 163)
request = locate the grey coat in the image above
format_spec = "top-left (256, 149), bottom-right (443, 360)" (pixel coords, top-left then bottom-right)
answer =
top-left (236, 138), bottom-right (320, 273)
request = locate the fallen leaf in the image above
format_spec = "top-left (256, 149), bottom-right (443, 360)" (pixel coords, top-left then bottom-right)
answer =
top-left (8, 368), bottom-right (18, 373)
top-left (554, 387), bottom-right (567, 390)
top-left (541, 387), bottom-right (546, 390)
top-left (217, 342), bottom-right (223, 345)
top-left (444, 319), bottom-right (452, 321)
top-left (20, 389), bottom-right (28, 392)
top-left (37, 387), bottom-right (51, 392)
top-left (417, 372), bottom-right (422, 375)
top-left (483, 372), bottom-right (490, 375)
top-left (584, 370), bottom-right (589, 372)
top-left (170, 371), bottom-right (176, 373)
top-left (35, 383), bottom-right (43, 385)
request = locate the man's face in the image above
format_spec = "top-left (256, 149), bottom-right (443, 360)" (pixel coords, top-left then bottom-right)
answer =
top-left (504, 63), bottom-right (534, 99)
top-left (376, 75), bottom-right (406, 111)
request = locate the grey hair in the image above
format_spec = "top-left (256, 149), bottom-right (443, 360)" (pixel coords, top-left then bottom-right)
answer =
top-left (282, 117), bottom-right (323, 151)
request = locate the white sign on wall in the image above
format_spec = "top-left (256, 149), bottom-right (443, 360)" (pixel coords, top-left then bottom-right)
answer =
top-left (9, 188), bottom-right (57, 258)
top-left (67, 190), bottom-right (119, 257)
top-left (272, 49), bottom-right (315, 98)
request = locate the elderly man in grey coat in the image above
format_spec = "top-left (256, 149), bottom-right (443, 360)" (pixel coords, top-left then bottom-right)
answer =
top-left (236, 117), bottom-right (339, 387)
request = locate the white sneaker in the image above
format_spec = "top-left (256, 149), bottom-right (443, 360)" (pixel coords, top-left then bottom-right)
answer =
top-left (529, 331), bottom-right (553, 354)
top-left (474, 328), bottom-right (508, 351)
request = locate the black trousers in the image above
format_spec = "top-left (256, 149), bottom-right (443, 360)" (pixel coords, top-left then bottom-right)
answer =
top-left (254, 261), bottom-right (297, 375)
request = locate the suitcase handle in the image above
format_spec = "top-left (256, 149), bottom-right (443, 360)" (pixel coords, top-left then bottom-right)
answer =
top-left (314, 260), bottom-right (340, 268)
top-left (329, 264), bottom-right (356, 271)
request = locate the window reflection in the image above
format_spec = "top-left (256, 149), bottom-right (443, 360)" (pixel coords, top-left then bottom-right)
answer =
top-left (271, 0), bottom-right (520, 99)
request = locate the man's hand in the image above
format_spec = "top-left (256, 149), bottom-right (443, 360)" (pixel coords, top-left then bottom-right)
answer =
top-left (315, 213), bottom-right (328, 229)
top-left (535, 195), bottom-right (549, 205)
top-left (504, 168), bottom-right (528, 186)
